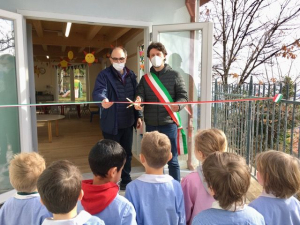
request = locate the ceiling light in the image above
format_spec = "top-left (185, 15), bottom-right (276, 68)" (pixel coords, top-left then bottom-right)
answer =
top-left (46, 55), bottom-right (49, 59)
top-left (65, 22), bottom-right (72, 37)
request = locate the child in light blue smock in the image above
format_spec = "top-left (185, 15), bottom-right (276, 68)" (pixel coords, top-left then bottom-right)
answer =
top-left (125, 131), bottom-right (186, 225)
top-left (249, 150), bottom-right (300, 225)
top-left (0, 152), bottom-right (51, 225)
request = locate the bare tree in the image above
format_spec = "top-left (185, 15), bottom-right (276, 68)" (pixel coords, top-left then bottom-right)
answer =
top-left (0, 19), bottom-right (15, 52)
top-left (200, 0), bottom-right (300, 86)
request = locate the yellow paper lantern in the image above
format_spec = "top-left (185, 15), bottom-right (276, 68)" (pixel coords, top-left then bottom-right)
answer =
top-left (68, 51), bottom-right (74, 60)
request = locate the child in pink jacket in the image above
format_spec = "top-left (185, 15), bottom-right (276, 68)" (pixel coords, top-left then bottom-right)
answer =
top-left (181, 129), bottom-right (227, 225)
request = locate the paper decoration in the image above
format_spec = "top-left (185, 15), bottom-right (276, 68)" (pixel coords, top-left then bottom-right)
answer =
top-left (34, 65), bottom-right (40, 77)
top-left (139, 45), bottom-right (145, 72)
top-left (57, 58), bottom-right (71, 71)
top-left (68, 51), bottom-right (74, 60)
top-left (83, 51), bottom-right (98, 66)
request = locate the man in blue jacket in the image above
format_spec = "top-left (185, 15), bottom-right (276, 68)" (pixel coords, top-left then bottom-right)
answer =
top-left (92, 47), bottom-right (142, 190)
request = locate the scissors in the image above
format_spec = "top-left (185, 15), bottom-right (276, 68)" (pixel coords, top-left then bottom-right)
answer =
top-left (126, 98), bottom-right (137, 108)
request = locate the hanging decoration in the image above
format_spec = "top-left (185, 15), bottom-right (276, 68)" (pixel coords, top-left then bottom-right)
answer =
top-left (83, 51), bottom-right (98, 66)
top-left (57, 58), bottom-right (71, 71)
top-left (34, 65), bottom-right (41, 78)
top-left (68, 51), bottom-right (74, 60)
top-left (139, 44), bottom-right (145, 72)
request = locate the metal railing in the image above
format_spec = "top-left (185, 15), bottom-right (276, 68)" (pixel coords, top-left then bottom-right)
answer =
top-left (212, 77), bottom-right (300, 176)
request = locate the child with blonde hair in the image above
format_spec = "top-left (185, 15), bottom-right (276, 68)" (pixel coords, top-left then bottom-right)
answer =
top-left (181, 128), bottom-right (227, 225)
top-left (249, 150), bottom-right (300, 225)
top-left (125, 131), bottom-right (185, 225)
top-left (192, 152), bottom-right (265, 225)
top-left (0, 152), bottom-right (51, 225)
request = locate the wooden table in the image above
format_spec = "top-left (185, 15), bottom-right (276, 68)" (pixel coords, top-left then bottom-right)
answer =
top-left (37, 115), bottom-right (65, 142)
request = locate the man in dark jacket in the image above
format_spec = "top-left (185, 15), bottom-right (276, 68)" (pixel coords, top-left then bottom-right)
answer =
top-left (93, 47), bottom-right (142, 190)
top-left (135, 42), bottom-right (188, 181)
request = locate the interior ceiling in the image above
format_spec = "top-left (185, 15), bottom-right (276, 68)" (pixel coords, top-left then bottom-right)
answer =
top-left (27, 19), bottom-right (143, 63)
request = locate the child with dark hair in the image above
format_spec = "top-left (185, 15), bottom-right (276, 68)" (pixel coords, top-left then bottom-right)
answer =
top-left (249, 150), bottom-right (300, 225)
top-left (125, 131), bottom-right (185, 225)
top-left (181, 129), bottom-right (227, 225)
top-left (37, 160), bottom-right (104, 225)
top-left (78, 139), bottom-right (137, 225)
top-left (0, 152), bottom-right (51, 225)
top-left (192, 152), bottom-right (265, 225)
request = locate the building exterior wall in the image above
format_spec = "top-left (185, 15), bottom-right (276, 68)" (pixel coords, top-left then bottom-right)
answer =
top-left (0, 0), bottom-right (190, 24)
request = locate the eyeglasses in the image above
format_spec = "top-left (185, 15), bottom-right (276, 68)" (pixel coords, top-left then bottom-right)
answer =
top-left (111, 57), bottom-right (125, 62)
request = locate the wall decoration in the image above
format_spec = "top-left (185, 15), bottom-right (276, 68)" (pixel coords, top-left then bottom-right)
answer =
top-left (34, 65), bottom-right (40, 77)
top-left (139, 44), bottom-right (145, 72)
top-left (83, 51), bottom-right (98, 66)
top-left (34, 66), bottom-right (46, 77)
top-left (39, 67), bottom-right (46, 74)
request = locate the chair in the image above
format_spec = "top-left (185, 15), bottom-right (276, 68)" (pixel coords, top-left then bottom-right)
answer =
top-left (50, 105), bottom-right (60, 114)
top-left (81, 104), bottom-right (89, 115)
top-left (89, 105), bottom-right (100, 122)
top-left (67, 105), bottom-right (79, 119)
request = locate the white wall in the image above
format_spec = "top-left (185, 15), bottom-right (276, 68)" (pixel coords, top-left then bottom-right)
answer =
top-left (125, 32), bottom-right (144, 76)
top-left (0, 0), bottom-right (190, 25)
top-left (34, 62), bottom-right (55, 93)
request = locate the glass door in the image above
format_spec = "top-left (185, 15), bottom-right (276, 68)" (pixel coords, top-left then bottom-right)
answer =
top-left (0, 9), bottom-right (31, 203)
top-left (151, 23), bottom-right (213, 167)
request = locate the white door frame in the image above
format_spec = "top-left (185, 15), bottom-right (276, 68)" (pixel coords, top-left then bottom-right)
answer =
top-left (0, 10), bottom-right (32, 152)
top-left (152, 22), bottom-right (213, 129)
top-left (0, 9), bottom-right (32, 203)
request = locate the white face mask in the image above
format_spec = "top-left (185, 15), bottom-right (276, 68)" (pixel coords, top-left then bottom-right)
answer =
top-left (151, 55), bottom-right (163, 68)
top-left (113, 62), bottom-right (125, 72)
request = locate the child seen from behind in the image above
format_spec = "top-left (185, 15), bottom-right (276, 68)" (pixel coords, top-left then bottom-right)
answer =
top-left (0, 152), bottom-right (51, 225)
top-left (125, 131), bottom-right (186, 225)
top-left (78, 139), bottom-right (137, 225)
top-left (249, 150), bottom-right (300, 225)
top-left (181, 128), bottom-right (227, 225)
top-left (192, 152), bottom-right (265, 225)
top-left (37, 160), bottom-right (104, 225)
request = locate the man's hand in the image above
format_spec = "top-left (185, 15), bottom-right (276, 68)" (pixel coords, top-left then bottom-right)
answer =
top-left (102, 98), bottom-right (114, 109)
top-left (170, 105), bottom-right (180, 112)
top-left (134, 96), bottom-right (143, 111)
top-left (136, 118), bottom-right (142, 129)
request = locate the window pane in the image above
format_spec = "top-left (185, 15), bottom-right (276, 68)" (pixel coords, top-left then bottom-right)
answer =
top-left (0, 18), bottom-right (21, 194)
top-left (160, 30), bottom-right (202, 132)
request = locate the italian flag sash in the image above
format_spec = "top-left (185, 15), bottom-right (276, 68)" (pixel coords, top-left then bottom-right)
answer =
top-left (144, 73), bottom-right (188, 155)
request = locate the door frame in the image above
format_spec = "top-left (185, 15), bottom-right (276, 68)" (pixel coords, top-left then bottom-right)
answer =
top-left (0, 9), bottom-right (33, 203)
top-left (0, 10), bottom-right (33, 152)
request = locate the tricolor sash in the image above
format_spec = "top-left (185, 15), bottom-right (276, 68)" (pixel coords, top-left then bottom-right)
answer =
top-left (144, 73), bottom-right (188, 155)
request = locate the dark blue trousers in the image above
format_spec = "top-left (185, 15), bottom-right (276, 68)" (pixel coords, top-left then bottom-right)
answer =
top-left (102, 126), bottom-right (133, 184)
top-left (146, 123), bottom-right (180, 181)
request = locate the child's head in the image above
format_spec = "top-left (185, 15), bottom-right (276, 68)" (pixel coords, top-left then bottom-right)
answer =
top-left (9, 152), bottom-right (45, 192)
top-left (141, 131), bottom-right (172, 169)
top-left (256, 150), bottom-right (300, 198)
top-left (89, 139), bottom-right (126, 183)
top-left (37, 160), bottom-right (82, 214)
top-left (203, 152), bottom-right (250, 210)
top-left (194, 128), bottom-right (227, 162)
